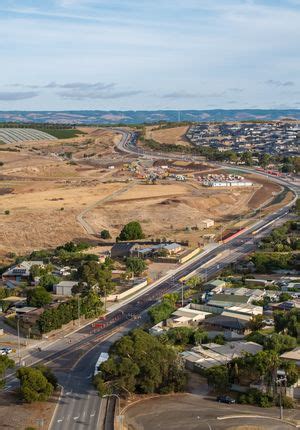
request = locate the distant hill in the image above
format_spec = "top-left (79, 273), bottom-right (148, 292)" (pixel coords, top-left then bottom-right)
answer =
top-left (0, 109), bottom-right (300, 125)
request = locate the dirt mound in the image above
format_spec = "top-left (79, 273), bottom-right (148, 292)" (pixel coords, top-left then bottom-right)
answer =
top-left (0, 188), bottom-right (13, 195)
top-left (160, 198), bottom-right (182, 205)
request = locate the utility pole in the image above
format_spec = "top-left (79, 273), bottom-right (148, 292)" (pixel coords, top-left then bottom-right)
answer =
top-left (104, 284), bottom-right (107, 312)
top-left (77, 295), bottom-right (81, 327)
top-left (17, 316), bottom-right (21, 366)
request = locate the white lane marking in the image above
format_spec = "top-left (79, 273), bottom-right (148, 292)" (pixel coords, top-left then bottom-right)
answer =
top-left (90, 412), bottom-right (96, 417)
top-left (73, 416), bottom-right (80, 420)
top-left (57, 418), bottom-right (64, 423)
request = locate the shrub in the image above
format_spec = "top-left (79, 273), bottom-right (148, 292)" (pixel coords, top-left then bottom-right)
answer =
top-left (279, 395), bottom-right (295, 409)
top-left (100, 229), bottom-right (111, 239)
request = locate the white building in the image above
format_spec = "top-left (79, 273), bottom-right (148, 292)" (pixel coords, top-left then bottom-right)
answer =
top-left (54, 281), bottom-right (79, 296)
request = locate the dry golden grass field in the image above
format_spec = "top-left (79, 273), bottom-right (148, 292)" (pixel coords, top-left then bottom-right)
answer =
top-left (0, 127), bottom-right (287, 262)
top-left (145, 125), bottom-right (192, 147)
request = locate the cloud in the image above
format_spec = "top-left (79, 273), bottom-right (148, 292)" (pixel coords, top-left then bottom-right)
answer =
top-left (3, 81), bottom-right (142, 100)
top-left (228, 87), bottom-right (243, 93)
top-left (265, 79), bottom-right (295, 87)
top-left (58, 88), bottom-right (143, 99)
top-left (162, 90), bottom-right (226, 99)
top-left (0, 91), bottom-right (39, 101)
top-left (44, 81), bottom-right (115, 90)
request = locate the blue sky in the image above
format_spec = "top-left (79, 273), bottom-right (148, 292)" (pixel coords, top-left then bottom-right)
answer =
top-left (0, 0), bottom-right (299, 110)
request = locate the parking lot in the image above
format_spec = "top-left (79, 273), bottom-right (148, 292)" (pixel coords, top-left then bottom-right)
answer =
top-left (124, 393), bottom-right (299, 430)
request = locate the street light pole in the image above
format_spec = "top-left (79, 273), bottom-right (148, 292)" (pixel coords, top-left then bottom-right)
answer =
top-left (276, 376), bottom-right (287, 420)
top-left (77, 295), bottom-right (80, 327)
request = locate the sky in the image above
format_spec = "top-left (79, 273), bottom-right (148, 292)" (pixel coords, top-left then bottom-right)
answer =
top-left (0, 0), bottom-right (300, 110)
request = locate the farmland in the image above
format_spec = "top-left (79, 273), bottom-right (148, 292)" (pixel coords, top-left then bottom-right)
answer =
top-left (0, 128), bottom-right (58, 144)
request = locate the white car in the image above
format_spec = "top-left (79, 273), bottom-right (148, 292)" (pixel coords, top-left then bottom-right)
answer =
top-left (263, 319), bottom-right (274, 326)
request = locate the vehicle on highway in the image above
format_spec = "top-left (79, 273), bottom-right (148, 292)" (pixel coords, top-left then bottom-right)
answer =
top-left (217, 395), bottom-right (236, 404)
top-left (94, 352), bottom-right (109, 376)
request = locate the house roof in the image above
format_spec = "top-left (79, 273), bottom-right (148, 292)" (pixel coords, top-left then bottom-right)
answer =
top-left (280, 347), bottom-right (300, 362)
top-left (208, 294), bottom-right (249, 307)
top-left (55, 281), bottom-right (78, 288)
top-left (3, 260), bottom-right (43, 277)
top-left (205, 314), bottom-right (248, 330)
top-left (111, 242), bottom-right (136, 251)
top-left (206, 279), bottom-right (226, 288)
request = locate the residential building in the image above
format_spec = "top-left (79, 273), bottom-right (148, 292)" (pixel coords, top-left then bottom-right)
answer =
top-left (2, 261), bottom-right (44, 283)
top-left (110, 242), bottom-right (137, 259)
top-left (182, 341), bottom-right (263, 371)
top-left (203, 279), bottom-right (226, 293)
top-left (54, 281), bottom-right (79, 296)
top-left (203, 314), bottom-right (249, 334)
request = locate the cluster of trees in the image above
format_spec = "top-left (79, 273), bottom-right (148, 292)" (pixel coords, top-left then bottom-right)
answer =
top-left (259, 222), bottom-right (300, 252)
top-left (76, 259), bottom-right (115, 296)
top-left (26, 287), bottom-right (52, 308)
top-left (158, 326), bottom-right (209, 347)
top-left (117, 221), bottom-right (145, 241)
top-left (206, 349), bottom-right (298, 404)
top-left (251, 251), bottom-right (294, 273)
top-left (247, 331), bottom-right (298, 354)
top-left (29, 241), bottom-right (94, 264)
top-left (94, 329), bottom-right (187, 396)
top-left (37, 291), bottom-right (103, 333)
top-left (273, 308), bottom-right (300, 338)
top-left (148, 293), bottom-right (179, 324)
top-left (16, 365), bottom-right (57, 403)
top-left (125, 257), bottom-right (147, 276)
top-left (0, 355), bottom-right (14, 389)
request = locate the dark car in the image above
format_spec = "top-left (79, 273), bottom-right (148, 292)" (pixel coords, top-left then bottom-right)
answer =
top-left (217, 395), bottom-right (236, 404)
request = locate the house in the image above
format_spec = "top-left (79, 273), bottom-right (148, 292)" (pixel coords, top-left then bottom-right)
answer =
top-left (198, 219), bottom-right (214, 229)
top-left (110, 243), bottom-right (137, 259)
top-left (204, 279), bottom-right (226, 293)
top-left (182, 341), bottom-right (263, 371)
top-left (16, 307), bottom-right (43, 325)
top-left (280, 347), bottom-right (300, 399)
top-left (149, 303), bottom-right (211, 334)
top-left (203, 314), bottom-right (249, 334)
top-left (163, 243), bottom-right (182, 255)
top-left (0, 296), bottom-right (26, 312)
top-left (244, 278), bottom-right (273, 288)
top-left (2, 261), bottom-right (44, 283)
top-left (282, 282), bottom-right (300, 292)
top-left (280, 347), bottom-right (300, 367)
top-left (207, 294), bottom-right (249, 308)
top-left (222, 287), bottom-right (265, 303)
top-left (167, 305), bottom-right (211, 328)
top-left (54, 281), bottom-right (79, 296)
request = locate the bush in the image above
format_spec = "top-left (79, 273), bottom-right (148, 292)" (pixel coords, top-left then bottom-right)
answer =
top-left (279, 395), bottom-right (295, 409)
top-left (237, 389), bottom-right (273, 408)
top-left (4, 210), bottom-right (10, 215)
top-left (16, 367), bottom-right (54, 403)
top-left (117, 221), bottom-right (145, 241)
top-left (100, 229), bottom-right (111, 239)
